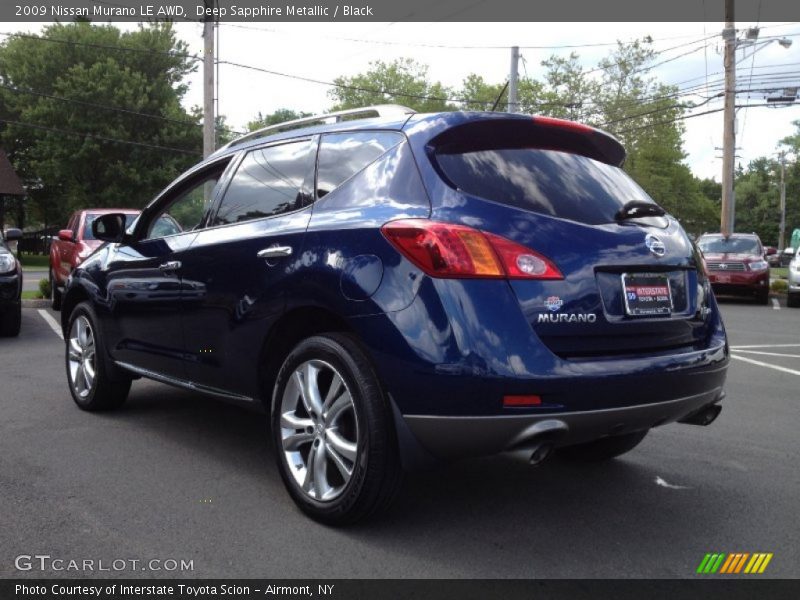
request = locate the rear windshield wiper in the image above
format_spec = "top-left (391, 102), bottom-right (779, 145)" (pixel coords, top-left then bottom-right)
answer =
top-left (615, 200), bottom-right (666, 221)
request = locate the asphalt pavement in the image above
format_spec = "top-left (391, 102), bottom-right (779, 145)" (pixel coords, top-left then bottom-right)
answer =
top-left (0, 299), bottom-right (798, 578)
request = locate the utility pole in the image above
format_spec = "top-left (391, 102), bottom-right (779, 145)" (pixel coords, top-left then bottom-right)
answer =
top-left (202, 2), bottom-right (215, 159)
top-left (508, 46), bottom-right (519, 113)
top-left (778, 150), bottom-right (787, 251)
top-left (720, 0), bottom-right (736, 236)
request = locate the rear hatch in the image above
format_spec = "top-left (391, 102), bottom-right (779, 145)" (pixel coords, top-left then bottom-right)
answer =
top-left (427, 118), bottom-right (712, 359)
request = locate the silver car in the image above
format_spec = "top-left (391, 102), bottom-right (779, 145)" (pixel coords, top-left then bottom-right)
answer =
top-left (788, 247), bottom-right (800, 308)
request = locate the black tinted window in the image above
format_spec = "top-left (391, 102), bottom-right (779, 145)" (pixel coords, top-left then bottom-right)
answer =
top-left (214, 140), bottom-right (315, 226)
top-left (436, 147), bottom-right (654, 225)
top-left (317, 132), bottom-right (404, 198)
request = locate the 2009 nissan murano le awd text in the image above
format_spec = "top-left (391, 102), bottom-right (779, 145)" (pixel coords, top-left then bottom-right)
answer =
top-left (60, 106), bottom-right (729, 524)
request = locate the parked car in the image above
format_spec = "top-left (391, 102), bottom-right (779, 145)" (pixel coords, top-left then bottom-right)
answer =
top-left (779, 246), bottom-right (795, 267)
top-left (764, 245), bottom-right (780, 267)
top-left (697, 233), bottom-right (770, 304)
top-left (50, 209), bottom-right (140, 310)
top-left (60, 107), bottom-right (729, 524)
top-left (788, 247), bottom-right (800, 308)
top-left (0, 228), bottom-right (23, 337)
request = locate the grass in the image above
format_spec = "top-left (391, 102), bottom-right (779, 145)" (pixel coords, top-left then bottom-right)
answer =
top-left (771, 267), bottom-right (788, 280)
top-left (18, 254), bottom-right (50, 269)
top-left (21, 291), bottom-right (43, 300)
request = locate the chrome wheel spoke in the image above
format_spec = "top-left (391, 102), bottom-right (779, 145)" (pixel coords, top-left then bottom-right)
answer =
top-left (324, 391), bottom-right (352, 426)
top-left (326, 441), bottom-right (353, 479)
top-left (322, 374), bottom-right (344, 412)
top-left (280, 358), bottom-right (359, 502)
top-left (280, 412), bottom-right (313, 431)
top-left (326, 429), bottom-right (357, 462)
top-left (68, 339), bottom-right (82, 361)
top-left (312, 442), bottom-right (330, 498)
top-left (282, 431), bottom-right (315, 452)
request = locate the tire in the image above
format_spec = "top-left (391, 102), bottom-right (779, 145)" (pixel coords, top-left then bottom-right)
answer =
top-left (65, 302), bottom-right (131, 411)
top-left (0, 304), bottom-right (21, 337)
top-left (271, 333), bottom-right (402, 525)
top-left (50, 269), bottom-right (62, 311)
top-left (558, 430), bottom-right (649, 462)
top-left (788, 293), bottom-right (800, 308)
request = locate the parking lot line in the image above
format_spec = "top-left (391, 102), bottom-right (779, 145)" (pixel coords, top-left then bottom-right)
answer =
top-left (37, 309), bottom-right (63, 341)
top-left (730, 354), bottom-right (800, 377)
top-left (771, 298), bottom-right (780, 310)
top-left (729, 344), bottom-right (800, 349)
top-left (733, 350), bottom-right (800, 359)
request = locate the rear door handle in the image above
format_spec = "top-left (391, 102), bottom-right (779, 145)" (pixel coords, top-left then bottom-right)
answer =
top-left (158, 260), bottom-right (182, 272)
top-left (257, 246), bottom-right (293, 259)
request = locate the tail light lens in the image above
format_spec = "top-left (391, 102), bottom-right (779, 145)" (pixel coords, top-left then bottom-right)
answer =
top-left (381, 219), bottom-right (562, 280)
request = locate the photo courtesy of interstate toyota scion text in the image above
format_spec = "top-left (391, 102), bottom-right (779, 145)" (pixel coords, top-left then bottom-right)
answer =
top-left (58, 106), bottom-right (729, 524)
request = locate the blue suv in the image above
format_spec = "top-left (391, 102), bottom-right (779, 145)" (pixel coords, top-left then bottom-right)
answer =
top-left (61, 106), bottom-right (728, 524)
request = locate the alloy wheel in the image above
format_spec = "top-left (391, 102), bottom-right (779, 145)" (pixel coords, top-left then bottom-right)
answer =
top-left (68, 315), bottom-right (96, 398)
top-left (279, 359), bottom-right (359, 502)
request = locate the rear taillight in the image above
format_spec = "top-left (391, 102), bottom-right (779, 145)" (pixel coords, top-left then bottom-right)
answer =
top-left (381, 219), bottom-right (562, 280)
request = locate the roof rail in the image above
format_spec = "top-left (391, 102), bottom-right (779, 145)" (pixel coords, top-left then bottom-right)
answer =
top-left (222, 104), bottom-right (416, 151)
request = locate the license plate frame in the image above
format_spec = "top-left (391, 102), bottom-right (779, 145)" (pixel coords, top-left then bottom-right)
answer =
top-left (622, 272), bottom-right (673, 317)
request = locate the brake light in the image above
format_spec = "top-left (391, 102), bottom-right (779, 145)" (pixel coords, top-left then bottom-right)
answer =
top-left (381, 219), bottom-right (563, 280)
top-left (532, 115), bottom-right (595, 135)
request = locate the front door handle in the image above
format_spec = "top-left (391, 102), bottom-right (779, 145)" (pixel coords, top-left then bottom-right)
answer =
top-left (158, 260), bottom-right (182, 272)
top-left (257, 246), bottom-right (293, 259)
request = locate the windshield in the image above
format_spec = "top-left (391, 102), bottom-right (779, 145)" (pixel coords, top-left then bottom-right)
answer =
top-left (698, 237), bottom-right (760, 255)
top-left (83, 213), bottom-right (137, 240)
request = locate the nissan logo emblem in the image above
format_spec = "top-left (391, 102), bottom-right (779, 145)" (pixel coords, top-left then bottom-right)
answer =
top-left (645, 234), bottom-right (666, 257)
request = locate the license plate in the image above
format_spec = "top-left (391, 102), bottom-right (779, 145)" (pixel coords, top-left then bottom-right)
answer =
top-left (713, 274), bottom-right (731, 284)
top-left (622, 273), bottom-right (673, 316)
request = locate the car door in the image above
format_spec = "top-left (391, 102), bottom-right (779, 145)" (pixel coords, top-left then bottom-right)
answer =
top-left (56, 213), bottom-right (79, 283)
top-left (177, 137), bottom-right (317, 398)
top-left (103, 159), bottom-right (232, 380)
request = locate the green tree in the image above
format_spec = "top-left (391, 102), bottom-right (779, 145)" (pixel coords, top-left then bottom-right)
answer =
top-left (0, 22), bottom-right (201, 227)
top-left (328, 58), bottom-right (454, 113)
top-left (246, 108), bottom-right (312, 131)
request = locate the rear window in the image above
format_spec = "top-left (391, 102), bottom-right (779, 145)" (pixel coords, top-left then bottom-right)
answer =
top-left (698, 237), bottom-right (760, 255)
top-left (435, 147), bottom-right (654, 225)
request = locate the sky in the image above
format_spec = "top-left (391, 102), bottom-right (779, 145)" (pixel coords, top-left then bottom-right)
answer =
top-left (5, 20), bottom-right (800, 180)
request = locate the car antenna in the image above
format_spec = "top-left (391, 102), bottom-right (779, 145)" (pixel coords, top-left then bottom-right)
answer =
top-left (491, 81), bottom-right (510, 112)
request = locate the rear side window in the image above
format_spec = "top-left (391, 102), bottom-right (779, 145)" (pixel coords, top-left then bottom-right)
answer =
top-left (317, 132), bottom-right (404, 198)
top-left (435, 147), bottom-right (654, 225)
top-left (213, 139), bottom-right (315, 226)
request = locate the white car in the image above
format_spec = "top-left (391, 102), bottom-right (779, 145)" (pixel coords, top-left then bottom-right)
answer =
top-left (788, 247), bottom-right (800, 308)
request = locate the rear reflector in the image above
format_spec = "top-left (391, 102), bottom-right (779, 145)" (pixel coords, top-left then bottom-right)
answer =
top-left (503, 395), bottom-right (542, 407)
top-left (381, 219), bottom-right (563, 280)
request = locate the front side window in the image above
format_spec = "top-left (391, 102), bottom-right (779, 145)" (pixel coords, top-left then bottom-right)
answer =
top-left (316, 131), bottom-right (404, 198)
top-left (212, 139), bottom-right (315, 226)
top-left (143, 168), bottom-right (226, 240)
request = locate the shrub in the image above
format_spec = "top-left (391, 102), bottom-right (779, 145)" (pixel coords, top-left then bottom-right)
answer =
top-left (770, 279), bottom-right (788, 293)
top-left (38, 278), bottom-right (51, 299)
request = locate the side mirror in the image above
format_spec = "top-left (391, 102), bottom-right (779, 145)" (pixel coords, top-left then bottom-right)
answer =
top-left (3, 228), bottom-right (22, 242)
top-left (58, 229), bottom-right (75, 242)
top-left (92, 213), bottom-right (127, 243)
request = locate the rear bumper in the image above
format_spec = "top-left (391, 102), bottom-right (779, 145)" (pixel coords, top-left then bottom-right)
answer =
top-left (403, 388), bottom-right (724, 460)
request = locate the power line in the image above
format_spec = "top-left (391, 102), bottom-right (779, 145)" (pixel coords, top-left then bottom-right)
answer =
top-left (0, 119), bottom-right (201, 155)
top-left (0, 31), bottom-right (201, 62)
top-left (0, 82), bottom-right (243, 133)
top-left (220, 23), bottom-right (717, 51)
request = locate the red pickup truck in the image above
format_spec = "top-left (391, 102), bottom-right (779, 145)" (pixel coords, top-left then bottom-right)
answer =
top-left (50, 209), bottom-right (139, 309)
